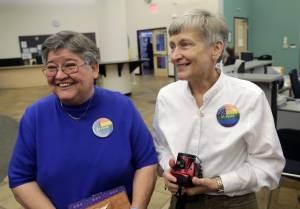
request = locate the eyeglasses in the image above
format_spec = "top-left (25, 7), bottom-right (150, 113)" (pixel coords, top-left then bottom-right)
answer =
top-left (42, 62), bottom-right (88, 77)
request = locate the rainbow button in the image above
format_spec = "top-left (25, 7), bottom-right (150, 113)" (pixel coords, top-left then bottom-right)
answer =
top-left (216, 104), bottom-right (240, 127)
top-left (92, 118), bottom-right (113, 138)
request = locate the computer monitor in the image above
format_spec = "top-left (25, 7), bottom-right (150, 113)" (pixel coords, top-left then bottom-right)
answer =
top-left (241, 52), bottom-right (253, 61)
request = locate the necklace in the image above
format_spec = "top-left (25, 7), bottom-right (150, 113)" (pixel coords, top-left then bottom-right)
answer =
top-left (60, 95), bottom-right (93, 121)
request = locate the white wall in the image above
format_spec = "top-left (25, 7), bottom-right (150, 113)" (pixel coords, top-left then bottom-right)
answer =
top-left (0, 0), bottom-right (221, 61)
top-left (96, 0), bottom-right (129, 61)
top-left (126, 0), bottom-right (221, 59)
top-left (0, 2), bottom-right (98, 58)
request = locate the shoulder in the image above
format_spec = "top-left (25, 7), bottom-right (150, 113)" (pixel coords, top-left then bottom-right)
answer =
top-left (26, 94), bottom-right (56, 113)
top-left (158, 80), bottom-right (187, 99)
top-left (19, 94), bottom-right (56, 127)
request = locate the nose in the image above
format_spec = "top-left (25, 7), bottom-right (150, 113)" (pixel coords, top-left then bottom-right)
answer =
top-left (55, 67), bottom-right (68, 79)
top-left (170, 48), bottom-right (183, 63)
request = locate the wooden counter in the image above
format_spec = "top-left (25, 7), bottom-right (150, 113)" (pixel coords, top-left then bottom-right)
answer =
top-left (0, 59), bottom-right (145, 91)
top-left (0, 65), bottom-right (47, 88)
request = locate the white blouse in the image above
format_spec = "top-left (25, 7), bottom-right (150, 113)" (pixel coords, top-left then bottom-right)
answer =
top-left (153, 72), bottom-right (285, 196)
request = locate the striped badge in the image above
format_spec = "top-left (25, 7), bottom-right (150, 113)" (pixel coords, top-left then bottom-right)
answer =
top-left (216, 104), bottom-right (240, 127)
top-left (92, 118), bottom-right (113, 138)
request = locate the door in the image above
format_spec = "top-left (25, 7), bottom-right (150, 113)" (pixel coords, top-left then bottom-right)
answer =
top-left (152, 28), bottom-right (168, 76)
top-left (137, 30), bottom-right (153, 75)
top-left (234, 17), bottom-right (248, 58)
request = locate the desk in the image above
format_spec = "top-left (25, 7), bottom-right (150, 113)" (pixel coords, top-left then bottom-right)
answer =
top-left (0, 65), bottom-right (46, 88)
top-left (277, 101), bottom-right (300, 130)
top-left (99, 59), bottom-right (146, 95)
top-left (226, 73), bottom-right (281, 125)
top-left (222, 60), bottom-right (272, 74)
top-left (245, 60), bottom-right (272, 73)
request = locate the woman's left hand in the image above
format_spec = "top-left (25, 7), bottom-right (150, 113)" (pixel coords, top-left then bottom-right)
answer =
top-left (184, 177), bottom-right (218, 196)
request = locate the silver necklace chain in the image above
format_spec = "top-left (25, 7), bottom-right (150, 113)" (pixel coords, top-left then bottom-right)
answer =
top-left (60, 96), bottom-right (93, 121)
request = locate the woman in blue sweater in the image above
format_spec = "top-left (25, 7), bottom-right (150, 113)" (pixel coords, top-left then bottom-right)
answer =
top-left (8, 31), bottom-right (158, 209)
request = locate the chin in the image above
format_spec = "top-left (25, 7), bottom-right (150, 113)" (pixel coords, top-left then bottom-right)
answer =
top-left (176, 73), bottom-right (188, 81)
top-left (58, 97), bottom-right (74, 104)
top-left (55, 92), bottom-right (75, 103)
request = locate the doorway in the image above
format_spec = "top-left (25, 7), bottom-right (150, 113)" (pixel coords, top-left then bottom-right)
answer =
top-left (137, 30), bottom-right (153, 75)
top-left (137, 27), bottom-right (168, 76)
top-left (234, 17), bottom-right (248, 58)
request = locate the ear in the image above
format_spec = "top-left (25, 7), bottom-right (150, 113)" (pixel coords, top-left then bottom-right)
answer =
top-left (91, 63), bottom-right (99, 79)
top-left (211, 41), bottom-right (224, 61)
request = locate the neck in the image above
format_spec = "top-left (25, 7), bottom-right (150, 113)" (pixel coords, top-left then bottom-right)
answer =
top-left (59, 92), bottom-right (94, 121)
top-left (189, 67), bottom-right (220, 95)
top-left (188, 67), bottom-right (220, 107)
top-left (61, 88), bottom-right (95, 106)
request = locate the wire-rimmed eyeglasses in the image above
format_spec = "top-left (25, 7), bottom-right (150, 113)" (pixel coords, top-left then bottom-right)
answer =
top-left (42, 62), bottom-right (88, 77)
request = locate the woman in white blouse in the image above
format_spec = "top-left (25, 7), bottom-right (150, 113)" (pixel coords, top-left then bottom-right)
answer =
top-left (153, 9), bottom-right (285, 209)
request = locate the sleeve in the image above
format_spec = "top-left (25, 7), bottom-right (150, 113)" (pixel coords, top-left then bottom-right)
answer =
top-left (221, 91), bottom-right (286, 194)
top-left (152, 93), bottom-right (174, 172)
top-left (128, 100), bottom-right (158, 169)
top-left (8, 108), bottom-right (37, 188)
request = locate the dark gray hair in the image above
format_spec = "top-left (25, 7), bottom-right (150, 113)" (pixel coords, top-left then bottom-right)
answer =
top-left (169, 9), bottom-right (228, 60)
top-left (41, 31), bottom-right (100, 64)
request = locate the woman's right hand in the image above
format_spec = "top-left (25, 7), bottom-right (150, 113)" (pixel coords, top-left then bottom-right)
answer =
top-left (163, 159), bottom-right (182, 195)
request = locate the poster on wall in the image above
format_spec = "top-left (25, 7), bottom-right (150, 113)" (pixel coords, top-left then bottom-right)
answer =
top-left (18, 33), bottom-right (97, 64)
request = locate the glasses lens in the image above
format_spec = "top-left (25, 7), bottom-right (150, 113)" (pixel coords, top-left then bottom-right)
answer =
top-left (63, 63), bottom-right (79, 74)
top-left (44, 65), bottom-right (58, 76)
top-left (43, 62), bottom-right (83, 76)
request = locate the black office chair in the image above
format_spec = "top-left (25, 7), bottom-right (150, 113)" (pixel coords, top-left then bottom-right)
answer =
top-left (289, 69), bottom-right (300, 98)
top-left (267, 129), bottom-right (300, 208)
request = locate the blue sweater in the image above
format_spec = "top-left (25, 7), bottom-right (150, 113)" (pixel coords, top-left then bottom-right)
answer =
top-left (8, 87), bottom-right (157, 209)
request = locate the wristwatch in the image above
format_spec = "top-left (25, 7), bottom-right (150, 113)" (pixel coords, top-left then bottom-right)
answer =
top-left (213, 176), bottom-right (224, 193)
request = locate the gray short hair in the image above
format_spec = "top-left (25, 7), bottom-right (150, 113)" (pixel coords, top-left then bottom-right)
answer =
top-left (169, 9), bottom-right (228, 48)
top-left (41, 31), bottom-right (100, 64)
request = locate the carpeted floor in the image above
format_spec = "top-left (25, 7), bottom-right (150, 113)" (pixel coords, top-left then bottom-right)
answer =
top-left (0, 115), bottom-right (18, 182)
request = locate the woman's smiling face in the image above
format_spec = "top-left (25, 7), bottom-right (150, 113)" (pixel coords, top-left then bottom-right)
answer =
top-left (45, 48), bottom-right (99, 105)
top-left (169, 30), bottom-right (217, 81)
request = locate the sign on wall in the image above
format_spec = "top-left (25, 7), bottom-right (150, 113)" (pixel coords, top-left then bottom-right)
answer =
top-left (18, 33), bottom-right (96, 63)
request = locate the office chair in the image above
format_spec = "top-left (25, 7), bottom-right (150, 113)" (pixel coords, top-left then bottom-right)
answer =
top-left (289, 69), bottom-right (300, 98)
top-left (266, 129), bottom-right (300, 208)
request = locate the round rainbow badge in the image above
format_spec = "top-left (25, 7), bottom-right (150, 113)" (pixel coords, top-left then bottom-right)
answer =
top-left (92, 118), bottom-right (113, 138)
top-left (216, 104), bottom-right (240, 127)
